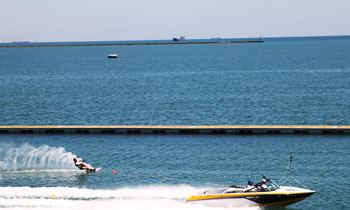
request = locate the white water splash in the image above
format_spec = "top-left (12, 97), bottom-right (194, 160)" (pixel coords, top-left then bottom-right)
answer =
top-left (0, 144), bottom-right (76, 171)
top-left (0, 185), bottom-right (261, 210)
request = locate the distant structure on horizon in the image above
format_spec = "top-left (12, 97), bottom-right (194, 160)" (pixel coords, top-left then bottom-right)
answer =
top-left (173, 36), bottom-right (185, 41)
top-left (12, 41), bottom-right (30, 44)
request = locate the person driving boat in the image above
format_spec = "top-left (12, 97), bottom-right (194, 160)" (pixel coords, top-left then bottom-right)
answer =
top-left (245, 180), bottom-right (255, 192)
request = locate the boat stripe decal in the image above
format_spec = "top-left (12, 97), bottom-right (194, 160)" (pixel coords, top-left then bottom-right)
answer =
top-left (186, 191), bottom-right (314, 201)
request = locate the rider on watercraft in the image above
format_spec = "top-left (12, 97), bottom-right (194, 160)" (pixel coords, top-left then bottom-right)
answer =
top-left (73, 157), bottom-right (94, 170)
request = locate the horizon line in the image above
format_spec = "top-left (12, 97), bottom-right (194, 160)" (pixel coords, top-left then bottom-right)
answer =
top-left (1, 34), bottom-right (349, 45)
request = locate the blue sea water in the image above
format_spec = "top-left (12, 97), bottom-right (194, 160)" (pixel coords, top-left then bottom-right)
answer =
top-left (0, 36), bottom-right (350, 125)
top-left (0, 36), bottom-right (350, 209)
top-left (0, 134), bottom-right (349, 210)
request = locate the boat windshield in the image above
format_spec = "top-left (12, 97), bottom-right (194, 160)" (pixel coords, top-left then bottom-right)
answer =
top-left (267, 180), bottom-right (279, 191)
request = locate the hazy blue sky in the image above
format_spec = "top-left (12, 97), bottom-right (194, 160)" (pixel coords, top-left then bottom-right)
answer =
top-left (1, 0), bottom-right (349, 42)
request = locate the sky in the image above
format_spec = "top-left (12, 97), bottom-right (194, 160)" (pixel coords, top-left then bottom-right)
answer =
top-left (0, 0), bottom-right (349, 42)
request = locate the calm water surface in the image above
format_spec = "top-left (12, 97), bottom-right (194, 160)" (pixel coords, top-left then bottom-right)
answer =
top-left (0, 37), bottom-right (349, 125)
top-left (0, 37), bottom-right (350, 209)
top-left (0, 134), bottom-right (350, 209)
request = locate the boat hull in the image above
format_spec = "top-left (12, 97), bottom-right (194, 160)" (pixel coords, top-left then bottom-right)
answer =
top-left (187, 187), bottom-right (315, 207)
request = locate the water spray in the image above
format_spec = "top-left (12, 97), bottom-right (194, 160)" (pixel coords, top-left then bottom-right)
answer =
top-left (0, 143), bottom-right (76, 171)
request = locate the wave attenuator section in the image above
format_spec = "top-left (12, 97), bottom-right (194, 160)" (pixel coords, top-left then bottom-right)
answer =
top-left (0, 125), bottom-right (349, 134)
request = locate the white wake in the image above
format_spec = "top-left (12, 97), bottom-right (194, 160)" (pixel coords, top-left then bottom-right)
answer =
top-left (0, 185), bottom-right (261, 210)
top-left (0, 143), bottom-right (76, 171)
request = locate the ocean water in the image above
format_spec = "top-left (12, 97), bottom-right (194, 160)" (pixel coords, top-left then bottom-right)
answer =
top-left (0, 37), bottom-right (350, 125)
top-left (1, 37), bottom-right (350, 209)
top-left (0, 134), bottom-right (350, 210)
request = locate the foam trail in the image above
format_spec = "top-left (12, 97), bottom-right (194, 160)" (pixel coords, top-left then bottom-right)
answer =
top-left (0, 143), bottom-right (76, 171)
top-left (0, 185), bottom-right (262, 210)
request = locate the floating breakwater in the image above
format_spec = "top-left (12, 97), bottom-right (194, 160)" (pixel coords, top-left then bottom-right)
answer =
top-left (0, 125), bottom-right (349, 135)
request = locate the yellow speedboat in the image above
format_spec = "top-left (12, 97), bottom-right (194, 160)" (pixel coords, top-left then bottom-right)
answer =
top-left (187, 184), bottom-right (315, 207)
top-left (187, 156), bottom-right (315, 207)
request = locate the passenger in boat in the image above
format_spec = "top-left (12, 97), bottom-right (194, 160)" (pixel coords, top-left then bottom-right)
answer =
top-left (257, 178), bottom-right (269, 191)
top-left (245, 180), bottom-right (255, 192)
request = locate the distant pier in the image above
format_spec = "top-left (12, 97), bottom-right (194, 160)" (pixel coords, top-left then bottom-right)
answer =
top-left (0, 40), bottom-right (264, 48)
top-left (0, 125), bottom-right (349, 134)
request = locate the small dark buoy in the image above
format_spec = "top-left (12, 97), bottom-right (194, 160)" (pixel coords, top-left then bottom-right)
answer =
top-left (108, 54), bottom-right (118, 58)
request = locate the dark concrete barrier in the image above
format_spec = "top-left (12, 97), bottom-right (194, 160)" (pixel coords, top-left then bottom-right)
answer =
top-left (0, 40), bottom-right (264, 48)
top-left (0, 125), bottom-right (349, 134)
